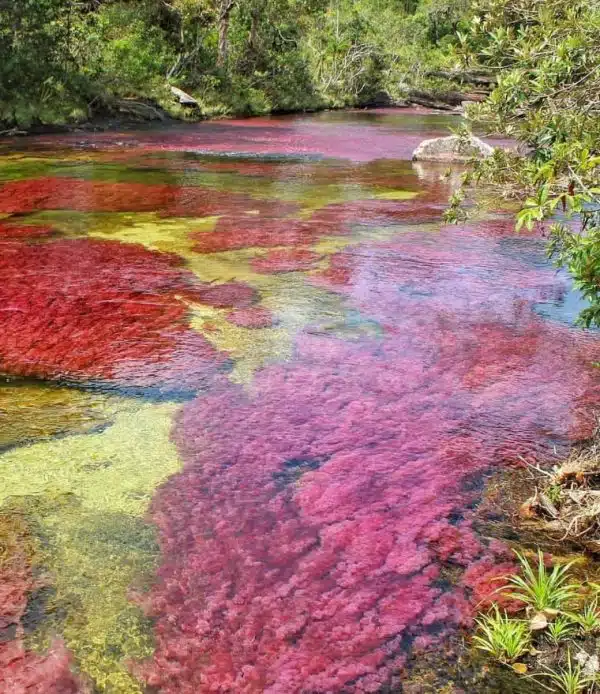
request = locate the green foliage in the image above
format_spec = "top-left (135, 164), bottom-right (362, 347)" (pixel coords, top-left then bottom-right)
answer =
top-left (473, 606), bottom-right (531, 662)
top-left (473, 554), bottom-right (600, 691)
top-left (535, 652), bottom-right (592, 694)
top-left (548, 222), bottom-right (600, 327)
top-left (0, 0), bottom-right (467, 128)
top-left (566, 598), bottom-right (600, 636)
top-left (456, 0), bottom-right (600, 326)
top-left (0, 0), bottom-right (81, 126)
top-left (501, 550), bottom-right (579, 612)
top-left (80, 3), bottom-right (174, 97)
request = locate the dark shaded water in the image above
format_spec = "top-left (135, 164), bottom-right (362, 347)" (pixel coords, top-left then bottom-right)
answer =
top-left (0, 109), bottom-right (599, 693)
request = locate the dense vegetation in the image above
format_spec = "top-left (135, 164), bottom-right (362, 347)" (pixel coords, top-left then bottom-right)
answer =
top-left (0, 0), bottom-right (466, 128)
top-left (454, 0), bottom-right (600, 326)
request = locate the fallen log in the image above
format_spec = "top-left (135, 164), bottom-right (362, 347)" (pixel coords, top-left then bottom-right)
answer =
top-left (114, 99), bottom-right (166, 121)
top-left (405, 89), bottom-right (488, 110)
top-left (426, 70), bottom-right (497, 87)
top-left (170, 86), bottom-right (199, 108)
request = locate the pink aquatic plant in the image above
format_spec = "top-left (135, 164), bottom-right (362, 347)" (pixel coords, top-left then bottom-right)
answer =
top-left (143, 221), bottom-right (600, 693)
top-left (226, 307), bottom-right (275, 329)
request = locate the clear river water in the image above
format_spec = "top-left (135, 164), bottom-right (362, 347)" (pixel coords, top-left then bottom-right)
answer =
top-left (1, 109), bottom-right (600, 693)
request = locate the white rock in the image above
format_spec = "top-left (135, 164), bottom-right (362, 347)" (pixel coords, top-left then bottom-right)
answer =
top-left (412, 134), bottom-right (494, 162)
top-left (170, 86), bottom-right (198, 107)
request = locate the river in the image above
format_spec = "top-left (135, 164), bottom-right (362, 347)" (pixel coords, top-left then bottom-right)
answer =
top-left (0, 109), bottom-right (599, 693)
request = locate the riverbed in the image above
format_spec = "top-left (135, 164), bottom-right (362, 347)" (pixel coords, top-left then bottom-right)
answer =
top-left (1, 109), bottom-right (599, 693)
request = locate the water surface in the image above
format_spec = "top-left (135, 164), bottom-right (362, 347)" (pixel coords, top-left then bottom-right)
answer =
top-left (1, 109), bottom-right (599, 693)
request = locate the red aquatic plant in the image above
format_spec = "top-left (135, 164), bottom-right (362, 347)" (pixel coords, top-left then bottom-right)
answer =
top-left (0, 238), bottom-right (262, 391)
top-left (187, 282), bottom-right (257, 309)
top-left (0, 642), bottom-right (83, 694)
top-left (0, 221), bottom-right (55, 239)
top-left (0, 177), bottom-right (295, 218)
top-left (192, 197), bottom-right (443, 255)
top-left (192, 216), bottom-right (331, 253)
top-left (0, 519), bottom-right (82, 694)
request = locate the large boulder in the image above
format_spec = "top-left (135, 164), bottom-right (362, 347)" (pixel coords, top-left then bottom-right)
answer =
top-left (412, 134), bottom-right (494, 162)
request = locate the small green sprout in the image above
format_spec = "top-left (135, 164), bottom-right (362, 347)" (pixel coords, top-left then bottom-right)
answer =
top-left (533, 652), bottom-right (592, 694)
top-left (567, 598), bottom-right (600, 635)
top-left (547, 615), bottom-right (575, 645)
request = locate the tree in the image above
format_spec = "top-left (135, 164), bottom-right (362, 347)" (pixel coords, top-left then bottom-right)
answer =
top-left (453, 0), bottom-right (600, 325)
top-left (0, 0), bottom-right (75, 125)
top-left (216, 0), bottom-right (237, 67)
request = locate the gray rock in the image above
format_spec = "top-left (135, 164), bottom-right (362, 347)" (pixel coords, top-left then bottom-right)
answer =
top-left (575, 650), bottom-right (599, 677)
top-left (412, 134), bottom-right (494, 162)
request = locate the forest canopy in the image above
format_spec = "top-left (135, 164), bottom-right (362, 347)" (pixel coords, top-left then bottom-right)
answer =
top-left (0, 0), bottom-right (467, 127)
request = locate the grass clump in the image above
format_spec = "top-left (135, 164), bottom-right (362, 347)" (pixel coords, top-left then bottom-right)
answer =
top-left (566, 599), bottom-right (600, 636)
top-left (547, 615), bottom-right (575, 645)
top-left (473, 606), bottom-right (531, 662)
top-left (535, 652), bottom-right (592, 694)
top-left (503, 550), bottom-right (579, 613)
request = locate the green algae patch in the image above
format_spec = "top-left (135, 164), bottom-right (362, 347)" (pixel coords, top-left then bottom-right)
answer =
top-left (0, 402), bottom-right (182, 693)
top-left (0, 381), bottom-right (125, 451)
top-left (20, 210), bottom-right (219, 256)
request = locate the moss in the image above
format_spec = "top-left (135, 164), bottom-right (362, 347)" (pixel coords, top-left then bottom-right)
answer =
top-left (0, 381), bottom-right (126, 450)
top-left (0, 402), bottom-right (182, 693)
top-left (0, 508), bottom-right (38, 570)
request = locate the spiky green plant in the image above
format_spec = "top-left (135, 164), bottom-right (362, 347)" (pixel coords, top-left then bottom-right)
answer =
top-left (567, 598), bottom-right (600, 636)
top-left (502, 550), bottom-right (579, 612)
top-left (547, 615), bottom-right (576, 645)
top-left (473, 606), bottom-right (531, 663)
top-left (534, 652), bottom-right (592, 694)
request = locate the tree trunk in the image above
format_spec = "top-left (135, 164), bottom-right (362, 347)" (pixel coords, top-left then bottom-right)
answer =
top-left (217, 0), bottom-right (236, 69)
top-left (249, 4), bottom-right (261, 56)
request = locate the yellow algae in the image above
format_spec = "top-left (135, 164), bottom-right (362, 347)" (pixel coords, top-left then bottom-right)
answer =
top-left (0, 402), bottom-right (180, 530)
top-left (373, 190), bottom-right (419, 200)
top-left (0, 382), bottom-right (126, 450)
top-left (22, 210), bottom-right (218, 256)
top-left (187, 265), bottom-right (352, 383)
top-left (0, 506), bottom-right (38, 571)
top-left (0, 402), bottom-right (182, 693)
top-left (189, 302), bottom-right (291, 384)
top-left (87, 213), bottom-right (218, 255)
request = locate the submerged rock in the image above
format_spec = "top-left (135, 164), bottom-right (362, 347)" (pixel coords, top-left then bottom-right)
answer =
top-left (412, 135), bottom-right (494, 162)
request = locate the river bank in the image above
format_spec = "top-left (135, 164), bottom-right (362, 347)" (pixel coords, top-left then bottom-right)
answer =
top-left (0, 87), bottom-right (473, 140)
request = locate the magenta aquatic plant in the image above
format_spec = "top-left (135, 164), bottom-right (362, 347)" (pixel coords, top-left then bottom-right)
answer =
top-left (142, 223), bottom-right (600, 693)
